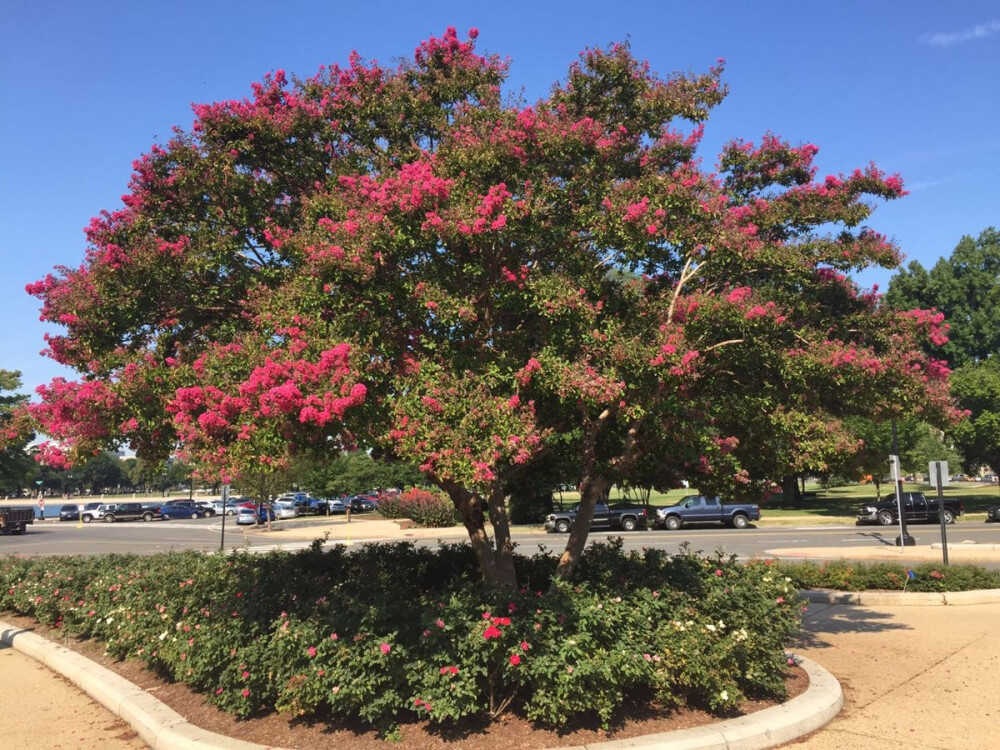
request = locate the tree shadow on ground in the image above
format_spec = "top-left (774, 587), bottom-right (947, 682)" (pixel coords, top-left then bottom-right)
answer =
top-left (793, 604), bottom-right (910, 650)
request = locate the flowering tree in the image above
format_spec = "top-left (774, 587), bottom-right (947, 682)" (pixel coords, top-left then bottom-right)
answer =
top-left (18, 29), bottom-right (956, 586)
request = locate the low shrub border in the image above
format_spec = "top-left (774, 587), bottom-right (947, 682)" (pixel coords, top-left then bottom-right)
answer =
top-left (0, 541), bottom-right (800, 732)
top-left (7, 543), bottom-right (986, 734)
top-left (771, 559), bottom-right (1000, 592)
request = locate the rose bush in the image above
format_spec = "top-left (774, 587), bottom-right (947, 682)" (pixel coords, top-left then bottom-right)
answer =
top-left (376, 487), bottom-right (460, 528)
top-left (0, 541), bottom-right (800, 732)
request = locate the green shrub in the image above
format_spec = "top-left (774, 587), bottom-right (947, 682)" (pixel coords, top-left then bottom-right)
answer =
top-left (769, 559), bottom-right (1000, 592)
top-left (0, 542), bottom-right (800, 731)
top-left (378, 487), bottom-right (460, 527)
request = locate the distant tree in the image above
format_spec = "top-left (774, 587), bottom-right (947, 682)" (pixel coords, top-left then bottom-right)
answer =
top-left (885, 228), bottom-right (1000, 369)
top-left (828, 417), bottom-right (922, 497)
top-left (0, 370), bottom-right (33, 495)
top-left (949, 359), bottom-right (1000, 474)
top-left (886, 228), bottom-right (1000, 472)
top-left (75, 451), bottom-right (126, 494)
top-left (909, 423), bottom-right (962, 476)
top-left (303, 451), bottom-right (422, 496)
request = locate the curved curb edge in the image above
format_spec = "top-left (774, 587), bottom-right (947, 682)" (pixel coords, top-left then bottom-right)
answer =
top-left (561, 655), bottom-right (841, 750)
top-left (2, 619), bottom-right (841, 750)
top-left (801, 588), bottom-right (1000, 606)
top-left (1, 621), bottom-right (287, 750)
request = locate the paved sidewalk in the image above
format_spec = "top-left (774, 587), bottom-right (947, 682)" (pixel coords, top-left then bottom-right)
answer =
top-left (788, 600), bottom-right (1000, 749)
top-left (0, 643), bottom-right (146, 749)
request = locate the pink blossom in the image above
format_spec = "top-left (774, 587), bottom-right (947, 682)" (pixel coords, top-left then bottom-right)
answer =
top-left (380, 642), bottom-right (391, 654)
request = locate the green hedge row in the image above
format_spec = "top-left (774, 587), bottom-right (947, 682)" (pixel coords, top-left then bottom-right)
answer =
top-left (0, 541), bottom-right (799, 731)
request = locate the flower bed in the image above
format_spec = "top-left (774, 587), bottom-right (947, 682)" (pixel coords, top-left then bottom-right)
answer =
top-left (0, 541), bottom-right (800, 733)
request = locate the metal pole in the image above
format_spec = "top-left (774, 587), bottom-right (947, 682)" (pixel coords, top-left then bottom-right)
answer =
top-left (935, 463), bottom-right (949, 565)
top-left (220, 484), bottom-right (229, 552)
top-left (892, 419), bottom-right (914, 547)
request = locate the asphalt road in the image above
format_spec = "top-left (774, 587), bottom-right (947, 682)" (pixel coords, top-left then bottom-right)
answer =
top-left (4, 517), bottom-right (1000, 567)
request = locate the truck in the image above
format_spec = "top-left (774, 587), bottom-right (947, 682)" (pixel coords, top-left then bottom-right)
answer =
top-left (81, 502), bottom-right (159, 523)
top-left (544, 502), bottom-right (648, 533)
top-left (0, 506), bottom-right (35, 535)
top-left (856, 492), bottom-right (964, 526)
top-left (653, 495), bottom-right (760, 530)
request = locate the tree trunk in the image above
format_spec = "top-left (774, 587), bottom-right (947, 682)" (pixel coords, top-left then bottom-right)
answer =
top-left (441, 479), bottom-right (518, 589)
top-left (782, 474), bottom-right (801, 505)
top-left (554, 473), bottom-right (608, 580)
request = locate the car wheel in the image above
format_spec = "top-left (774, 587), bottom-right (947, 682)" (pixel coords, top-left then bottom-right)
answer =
top-left (877, 510), bottom-right (895, 526)
top-left (665, 516), bottom-right (681, 531)
top-left (555, 519), bottom-right (571, 533)
top-left (142, 512), bottom-right (154, 522)
top-left (103, 514), bottom-right (115, 523)
top-left (621, 517), bottom-right (637, 531)
top-left (942, 509), bottom-right (956, 524)
top-left (162, 513), bottom-right (171, 521)
top-left (732, 513), bottom-right (749, 529)
top-left (82, 515), bottom-right (92, 524)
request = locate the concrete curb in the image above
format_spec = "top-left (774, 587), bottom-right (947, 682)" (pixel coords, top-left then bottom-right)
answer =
top-left (560, 656), bottom-right (841, 750)
top-left (1, 620), bottom-right (841, 750)
top-left (801, 588), bottom-right (1000, 606)
top-left (0, 622), bottom-right (287, 750)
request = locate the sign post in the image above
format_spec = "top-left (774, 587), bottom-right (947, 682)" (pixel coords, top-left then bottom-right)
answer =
top-left (890, 418), bottom-right (915, 547)
top-left (220, 484), bottom-right (229, 551)
top-left (929, 461), bottom-right (950, 565)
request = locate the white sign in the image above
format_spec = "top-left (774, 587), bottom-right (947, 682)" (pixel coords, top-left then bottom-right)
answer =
top-left (928, 461), bottom-right (949, 488)
top-left (889, 455), bottom-right (902, 481)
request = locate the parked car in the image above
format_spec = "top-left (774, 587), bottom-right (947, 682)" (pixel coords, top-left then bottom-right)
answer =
top-left (60, 502), bottom-right (101, 522)
top-left (195, 501), bottom-right (217, 517)
top-left (101, 502), bottom-right (159, 523)
top-left (654, 495), bottom-right (760, 530)
top-left (950, 474), bottom-right (968, 482)
top-left (160, 502), bottom-right (206, 520)
top-left (544, 502), bottom-right (648, 533)
top-left (141, 503), bottom-right (163, 520)
top-left (235, 506), bottom-right (275, 525)
top-left (986, 505), bottom-right (1000, 523)
top-left (273, 501), bottom-right (298, 520)
top-left (81, 503), bottom-right (117, 523)
top-left (980, 474), bottom-right (998, 484)
top-left (349, 496), bottom-right (377, 512)
top-left (210, 500), bottom-right (240, 515)
top-left (856, 492), bottom-right (964, 526)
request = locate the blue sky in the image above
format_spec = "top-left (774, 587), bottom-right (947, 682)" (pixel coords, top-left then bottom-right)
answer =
top-left (2, 1), bottom-right (998, 397)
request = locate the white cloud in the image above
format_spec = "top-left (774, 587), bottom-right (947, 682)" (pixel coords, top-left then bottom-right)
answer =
top-left (921, 19), bottom-right (1000, 47)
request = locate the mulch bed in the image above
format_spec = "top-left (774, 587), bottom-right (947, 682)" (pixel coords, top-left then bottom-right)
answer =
top-left (3, 612), bottom-right (807, 749)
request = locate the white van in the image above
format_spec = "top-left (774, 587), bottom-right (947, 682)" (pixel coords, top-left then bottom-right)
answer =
top-left (273, 501), bottom-right (297, 520)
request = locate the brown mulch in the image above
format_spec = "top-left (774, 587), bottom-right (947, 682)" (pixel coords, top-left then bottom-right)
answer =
top-left (3, 612), bottom-right (807, 749)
